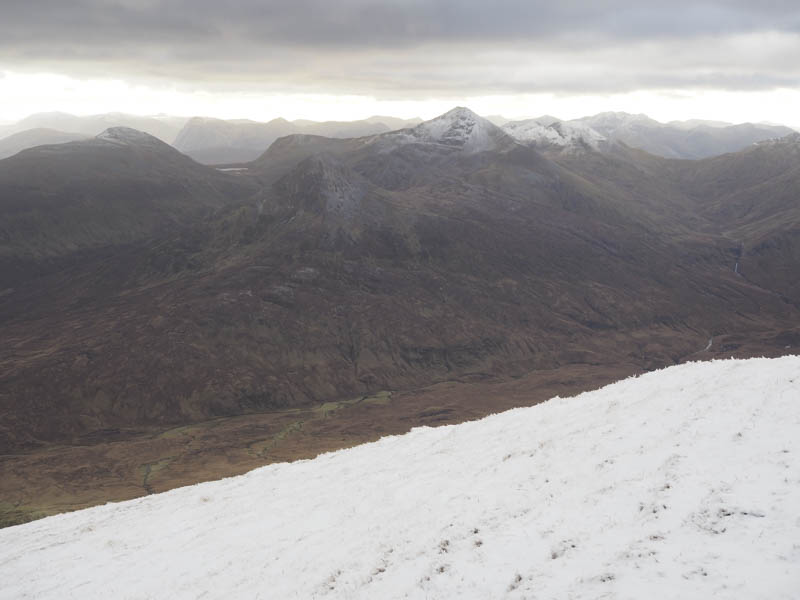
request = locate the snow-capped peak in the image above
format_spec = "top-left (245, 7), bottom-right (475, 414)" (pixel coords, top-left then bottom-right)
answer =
top-left (95, 127), bottom-right (161, 147)
top-left (402, 107), bottom-right (511, 153)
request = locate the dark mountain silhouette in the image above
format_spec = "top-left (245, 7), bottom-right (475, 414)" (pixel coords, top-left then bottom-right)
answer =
top-left (0, 127), bottom-right (256, 263)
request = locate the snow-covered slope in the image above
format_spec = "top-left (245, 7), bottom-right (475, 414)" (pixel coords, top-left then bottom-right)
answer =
top-left (95, 126), bottom-right (166, 147)
top-left (385, 107), bottom-right (515, 153)
top-left (2, 356), bottom-right (799, 599)
top-left (503, 118), bottom-right (606, 150)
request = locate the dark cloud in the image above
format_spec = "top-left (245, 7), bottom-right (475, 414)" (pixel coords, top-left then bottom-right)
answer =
top-left (2, 0), bottom-right (800, 95)
top-left (5, 1), bottom-right (800, 46)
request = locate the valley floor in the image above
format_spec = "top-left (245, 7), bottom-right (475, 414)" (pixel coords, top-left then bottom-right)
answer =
top-left (0, 362), bottom-right (635, 527)
top-left (1, 356), bottom-right (798, 599)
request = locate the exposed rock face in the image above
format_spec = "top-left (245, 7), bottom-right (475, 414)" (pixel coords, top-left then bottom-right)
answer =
top-left (275, 155), bottom-right (367, 218)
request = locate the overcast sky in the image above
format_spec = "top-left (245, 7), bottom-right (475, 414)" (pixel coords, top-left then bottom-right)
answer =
top-left (1, 0), bottom-right (800, 125)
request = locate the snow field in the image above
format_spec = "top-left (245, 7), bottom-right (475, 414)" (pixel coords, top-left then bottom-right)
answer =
top-left (1, 356), bottom-right (798, 599)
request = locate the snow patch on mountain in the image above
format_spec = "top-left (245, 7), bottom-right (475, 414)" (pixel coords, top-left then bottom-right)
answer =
top-left (1, 356), bottom-right (799, 599)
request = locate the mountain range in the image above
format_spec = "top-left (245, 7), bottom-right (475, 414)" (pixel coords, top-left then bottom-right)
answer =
top-left (171, 115), bottom-right (423, 164)
top-left (0, 112), bottom-right (189, 144)
top-left (0, 112), bottom-right (423, 164)
top-left (0, 110), bottom-right (794, 165)
top-left (501, 112), bottom-right (795, 158)
top-left (0, 106), bottom-right (798, 525)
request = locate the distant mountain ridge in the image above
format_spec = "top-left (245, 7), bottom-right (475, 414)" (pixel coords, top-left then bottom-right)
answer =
top-left (571, 112), bottom-right (794, 158)
top-left (0, 128), bottom-right (89, 160)
top-left (0, 106), bottom-right (797, 463)
top-left (0, 112), bottom-right (188, 144)
top-left (1, 109), bottom-right (792, 163)
top-left (250, 107), bottom-right (520, 190)
top-left (172, 115), bottom-right (423, 164)
top-left (500, 111), bottom-right (794, 158)
top-left (0, 113), bottom-right (424, 162)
